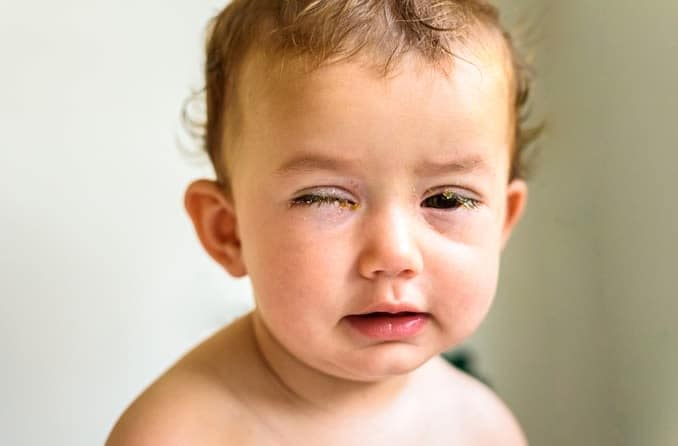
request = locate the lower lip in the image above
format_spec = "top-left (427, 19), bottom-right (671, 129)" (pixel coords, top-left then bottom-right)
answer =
top-left (345, 313), bottom-right (429, 340)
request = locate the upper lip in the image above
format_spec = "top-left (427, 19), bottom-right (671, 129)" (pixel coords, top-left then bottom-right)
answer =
top-left (351, 302), bottom-right (427, 315)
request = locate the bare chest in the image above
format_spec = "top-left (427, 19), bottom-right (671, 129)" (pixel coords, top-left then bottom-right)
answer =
top-left (226, 400), bottom-right (469, 446)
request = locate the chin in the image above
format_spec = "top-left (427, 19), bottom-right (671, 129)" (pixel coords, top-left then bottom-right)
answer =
top-left (340, 344), bottom-right (435, 381)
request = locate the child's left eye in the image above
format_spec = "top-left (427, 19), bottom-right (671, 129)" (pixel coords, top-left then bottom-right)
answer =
top-left (421, 191), bottom-right (479, 210)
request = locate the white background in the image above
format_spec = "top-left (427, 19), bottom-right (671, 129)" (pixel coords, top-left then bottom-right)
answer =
top-left (2, 1), bottom-right (677, 445)
top-left (1, 2), bottom-right (253, 444)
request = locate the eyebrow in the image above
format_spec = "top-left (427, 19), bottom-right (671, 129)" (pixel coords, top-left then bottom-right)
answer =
top-left (414, 156), bottom-right (491, 176)
top-left (273, 154), bottom-right (358, 176)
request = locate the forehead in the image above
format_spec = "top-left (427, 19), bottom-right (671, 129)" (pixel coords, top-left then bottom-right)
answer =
top-left (232, 42), bottom-right (513, 180)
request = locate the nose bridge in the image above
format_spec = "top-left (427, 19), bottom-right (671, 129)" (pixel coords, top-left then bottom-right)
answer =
top-left (358, 202), bottom-right (423, 279)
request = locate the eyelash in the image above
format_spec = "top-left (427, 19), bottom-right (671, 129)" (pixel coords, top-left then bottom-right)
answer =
top-left (289, 190), bottom-right (479, 211)
top-left (289, 194), bottom-right (360, 210)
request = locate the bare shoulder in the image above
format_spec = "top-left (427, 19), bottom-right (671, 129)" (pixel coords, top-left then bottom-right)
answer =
top-left (105, 362), bottom-right (253, 446)
top-left (423, 356), bottom-right (528, 446)
top-left (106, 320), bottom-right (265, 446)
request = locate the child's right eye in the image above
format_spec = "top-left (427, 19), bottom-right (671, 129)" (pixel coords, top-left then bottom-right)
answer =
top-left (289, 194), bottom-right (360, 210)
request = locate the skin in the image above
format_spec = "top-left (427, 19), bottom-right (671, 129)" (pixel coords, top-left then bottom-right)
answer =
top-left (106, 46), bottom-right (528, 445)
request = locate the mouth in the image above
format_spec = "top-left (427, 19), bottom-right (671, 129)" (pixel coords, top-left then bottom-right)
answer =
top-left (344, 311), bottom-right (429, 340)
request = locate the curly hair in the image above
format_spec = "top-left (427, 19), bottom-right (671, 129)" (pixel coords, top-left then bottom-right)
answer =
top-left (184, 0), bottom-right (542, 185)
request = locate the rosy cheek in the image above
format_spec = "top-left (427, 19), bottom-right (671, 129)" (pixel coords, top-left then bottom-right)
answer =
top-left (253, 222), bottom-right (341, 289)
top-left (428, 245), bottom-right (499, 334)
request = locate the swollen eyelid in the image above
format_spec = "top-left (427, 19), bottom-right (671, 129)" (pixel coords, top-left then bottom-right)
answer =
top-left (289, 194), bottom-right (360, 210)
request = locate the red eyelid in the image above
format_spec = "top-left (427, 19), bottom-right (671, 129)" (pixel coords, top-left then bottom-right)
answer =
top-left (295, 186), bottom-right (356, 199)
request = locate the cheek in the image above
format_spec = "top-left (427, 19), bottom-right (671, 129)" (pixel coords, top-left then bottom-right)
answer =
top-left (428, 243), bottom-right (501, 340)
top-left (238, 209), bottom-right (350, 318)
top-left (243, 225), bottom-right (354, 357)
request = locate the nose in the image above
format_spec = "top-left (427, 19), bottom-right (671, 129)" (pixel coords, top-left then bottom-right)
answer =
top-left (357, 206), bottom-right (423, 280)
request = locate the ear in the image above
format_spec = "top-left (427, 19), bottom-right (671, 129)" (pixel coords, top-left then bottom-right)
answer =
top-left (500, 179), bottom-right (528, 250)
top-left (184, 179), bottom-right (247, 277)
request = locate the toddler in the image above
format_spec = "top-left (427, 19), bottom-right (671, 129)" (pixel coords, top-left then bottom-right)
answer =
top-left (107, 0), bottom-right (537, 444)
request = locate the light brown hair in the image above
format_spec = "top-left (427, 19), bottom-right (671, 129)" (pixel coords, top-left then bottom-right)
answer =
top-left (185, 0), bottom-right (541, 185)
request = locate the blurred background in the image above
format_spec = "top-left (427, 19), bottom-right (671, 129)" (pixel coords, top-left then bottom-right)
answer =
top-left (1, 0), bottom-right (676, 444)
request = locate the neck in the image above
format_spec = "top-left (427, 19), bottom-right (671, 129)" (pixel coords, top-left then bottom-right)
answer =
top-left (247, 311), bottom-right (415, 417)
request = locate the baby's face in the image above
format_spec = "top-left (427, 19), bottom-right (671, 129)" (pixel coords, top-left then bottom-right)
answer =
top-left (226, 49), bottom-right (525, 381)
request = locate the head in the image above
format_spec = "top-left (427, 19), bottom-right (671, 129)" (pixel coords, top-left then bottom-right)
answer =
top-left (185, 0), bottom-right (536, 381)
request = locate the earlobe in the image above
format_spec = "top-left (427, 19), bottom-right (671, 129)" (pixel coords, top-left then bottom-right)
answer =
top-left (184, 179), bottom-right (247, 277)
top-left (501, 179), bottom-right (528, 250)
